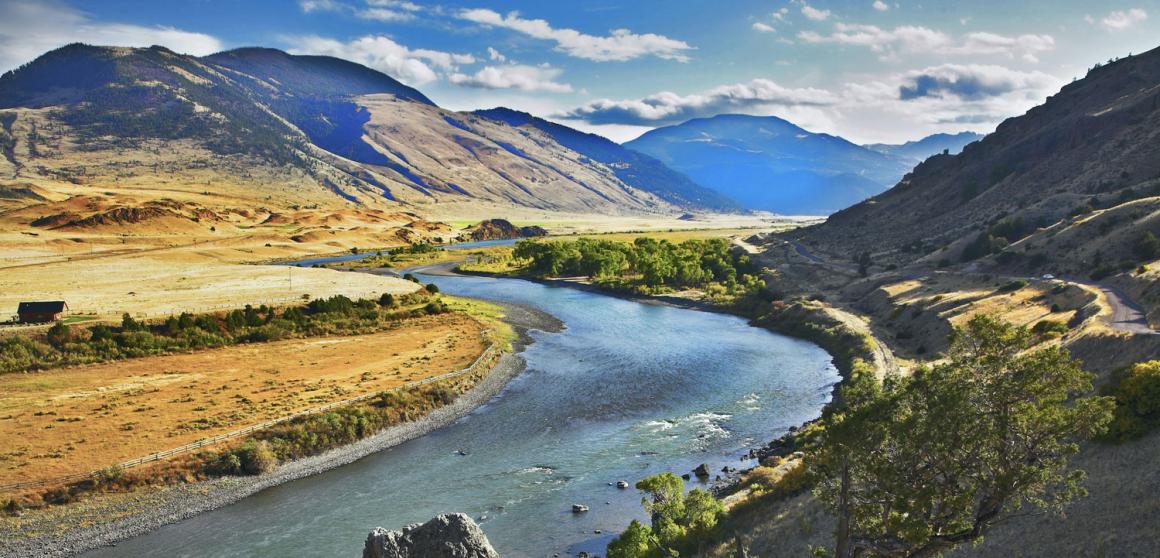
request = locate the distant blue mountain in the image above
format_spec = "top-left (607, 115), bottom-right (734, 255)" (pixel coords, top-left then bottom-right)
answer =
top-left (624, 114), bottom-right (911, 215)
top-left (474, 107), bottom-right (740, 211)
top-left (864, 131), bottom-right (984, 166)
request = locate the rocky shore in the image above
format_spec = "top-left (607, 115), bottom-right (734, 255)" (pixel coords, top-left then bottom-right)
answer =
top-left (0, 301), bottom-right (561, 558)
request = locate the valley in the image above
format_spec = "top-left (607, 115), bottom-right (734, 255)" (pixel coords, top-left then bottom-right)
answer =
top-left (0, 11), bottom-right (1157, 558)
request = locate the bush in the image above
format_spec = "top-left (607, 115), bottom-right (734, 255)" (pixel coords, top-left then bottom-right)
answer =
top-left (425, 283), bottom-right (440, 294)
top-left (998, 279), bottom-right (1028, 292)
top-left (1030, 319), bottom-right (1069, 338)
top-left (236, 441), bottom-right (278, 475)
top-left (1101, 361), bottom-right (1160, 442)
top-left (1134, 232), bottom-right (1160, 262)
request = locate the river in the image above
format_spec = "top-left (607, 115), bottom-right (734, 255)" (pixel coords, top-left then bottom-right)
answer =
top-left (86, 261), bottom-right (839, 557)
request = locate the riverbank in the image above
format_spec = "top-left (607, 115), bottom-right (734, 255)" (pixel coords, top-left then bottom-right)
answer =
top-left (0, 300), bottom-right (561, 558)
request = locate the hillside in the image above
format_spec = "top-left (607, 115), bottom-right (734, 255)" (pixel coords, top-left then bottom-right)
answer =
top-left (864, 131), bottom-right (983, 166)
top-left (0, 44), bottom-right (689, 218)
top-left (473, 107), bottom-right (739, 211)
top-left (624, 114), bottom-right (911, 215)
top-left (795, 46), bottom-right (1160, 271)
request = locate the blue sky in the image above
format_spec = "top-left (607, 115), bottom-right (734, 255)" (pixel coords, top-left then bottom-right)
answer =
top-left (1, 0), bottom-right (1158, 143)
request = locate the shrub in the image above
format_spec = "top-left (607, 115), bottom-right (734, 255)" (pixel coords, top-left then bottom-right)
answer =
top-left (1030, 319), bottom-right (1069, 338)
top-left (1134, 232), bottom-right (1160, 262)
top-left (998, 279), bottom-right (1028, 292)
top-left (1101, 361), bottom-right (1160, 442)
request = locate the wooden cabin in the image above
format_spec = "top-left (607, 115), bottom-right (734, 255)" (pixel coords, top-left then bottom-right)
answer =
top-left (16, 301), bottom-right (69, 323)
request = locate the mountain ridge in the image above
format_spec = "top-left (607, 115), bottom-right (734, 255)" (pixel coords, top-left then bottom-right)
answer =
top-left (473, 107), bottom-right (740, 211)
top-left (0, 43), bottom-right (703, 216)
top-left (624, 113), bottom-right (912, 215)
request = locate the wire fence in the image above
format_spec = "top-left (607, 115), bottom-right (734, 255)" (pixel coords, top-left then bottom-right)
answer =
top-left (0, 340), bottom-right (499, 495)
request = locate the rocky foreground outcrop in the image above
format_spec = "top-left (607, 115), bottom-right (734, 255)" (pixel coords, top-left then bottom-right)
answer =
top-left (363, 513), bottom-right (500, 558)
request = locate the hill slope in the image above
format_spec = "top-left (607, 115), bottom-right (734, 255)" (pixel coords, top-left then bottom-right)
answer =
top-left (474, 107), bottom-right (740, 211)
top-left (795, 46), bottom-right (1160, 268)
top-left (624, 114), bottom-right (911, 215)
top-left (0, 44), bottom-right (681, 216)
top-left (864, 131), bottom-right (983, 166)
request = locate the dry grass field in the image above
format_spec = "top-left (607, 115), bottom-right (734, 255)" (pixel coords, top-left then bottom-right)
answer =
top-left (0, 312), bottom-right (487, 486)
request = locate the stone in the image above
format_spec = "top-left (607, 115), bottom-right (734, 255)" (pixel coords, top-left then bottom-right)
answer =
top-left (363, 513), bottom-right (499, 558)
top-left (572, 504), bottom-right (590, 513)
top-left (616, 480), bottom-right (630, 489)
top-left (693, 463), bottom-right (711, 478)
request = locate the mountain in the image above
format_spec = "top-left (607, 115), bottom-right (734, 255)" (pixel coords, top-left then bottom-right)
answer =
top-left (795, 45), bottom-right (1160, 278)
top-left (623, 114), bottom-right (912, 215)
top-left (864, 131), bottom-right (984, 166)
top-left (0, 44), bottom-right (690, 215)
top-left (473, 107), bottom-right (739, 211)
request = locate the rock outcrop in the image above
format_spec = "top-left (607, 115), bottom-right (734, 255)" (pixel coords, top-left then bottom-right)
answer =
top-left (465, 219), bottom-right (548, 241)
top-left (363, 513), bottom-right (500, 558)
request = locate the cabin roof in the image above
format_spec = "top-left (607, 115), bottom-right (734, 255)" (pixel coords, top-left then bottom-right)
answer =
top-left (17, 301), bottom-right (68, 314)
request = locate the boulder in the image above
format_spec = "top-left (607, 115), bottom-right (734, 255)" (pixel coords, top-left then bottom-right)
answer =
top-left (616, 480), bottom-right (630, 489)
top-left (693, 463), bottom-right (711, 478)
top-left (363, 513), bottom-right (499, 558)
top-left (572, 504), bottom-right (590, 513)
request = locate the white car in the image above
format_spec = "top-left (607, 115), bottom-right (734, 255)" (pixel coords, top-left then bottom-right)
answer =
top-left (1041, 274), bottom-right (1055, 280)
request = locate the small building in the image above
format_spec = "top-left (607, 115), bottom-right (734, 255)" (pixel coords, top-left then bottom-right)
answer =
top-left (16, 301), bottom-right (69, 323)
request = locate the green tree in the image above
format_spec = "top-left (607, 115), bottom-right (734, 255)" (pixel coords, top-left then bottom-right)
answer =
top-left (813, 315), bottom-right (1114, 558)
top-left (607, 472), bottom-right (724, 557)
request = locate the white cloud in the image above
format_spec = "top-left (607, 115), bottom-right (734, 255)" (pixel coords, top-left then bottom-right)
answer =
top-left (450, 63), bottom-right (573, 93)
top-left (798, 23), bottom-right (1054, 61)
top-left (801, 5), bottom-right (832, 21)
top-left (487, 47), bottom-right (506, 62)
top-left (288, 34), bottom-right (473, 85)
top-left (873, 1), bottom-right (890, 12)
top-left (0, 0), bottom-right (223, 72)
top-left (559, 64), bottom-right (1063, 143)
top-left (366, 0), bottom-right (421, 11)
top-left (356, 7), bottom-right (415, 22)
top-left (559, 79), bottom-right (839, 125)
top-left (299, 0), bottom-right (344, 13)
top-left (752, 22), bottom-right (776, 33)
top-left (1101, 8), bottom-right (1147, 31)
top-left (458, 8), bottom-right (694, 62)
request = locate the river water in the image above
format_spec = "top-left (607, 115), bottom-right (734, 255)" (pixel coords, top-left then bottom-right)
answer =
top-left (86, 269), bottom-right (839, 557)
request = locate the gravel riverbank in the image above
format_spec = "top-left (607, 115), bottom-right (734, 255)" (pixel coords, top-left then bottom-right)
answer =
top-left (0, 300), bottom-right (561, 558)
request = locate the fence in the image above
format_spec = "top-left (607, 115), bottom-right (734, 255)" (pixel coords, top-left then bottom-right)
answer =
top-left (0, 340), bottom-right (500, 494)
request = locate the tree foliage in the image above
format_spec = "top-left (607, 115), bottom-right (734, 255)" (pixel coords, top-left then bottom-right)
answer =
top-left (813, 315), bottom-right (1114, 558)
top-left (607, 472), bottom-right (724, 558)
top-left (514, 237), bottom-right (764, 298)
top-left (1100, 360), bottom-right (1160, 442)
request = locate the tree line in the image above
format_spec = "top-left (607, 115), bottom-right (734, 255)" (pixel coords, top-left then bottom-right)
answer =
top-left (512, 237), bottom-right (767, 298)
top-left (0, 288), bottom-right (445, 374)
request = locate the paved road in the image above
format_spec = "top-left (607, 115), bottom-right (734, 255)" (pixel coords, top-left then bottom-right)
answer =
top-left (1069, 279), bottom-right (1157, 335)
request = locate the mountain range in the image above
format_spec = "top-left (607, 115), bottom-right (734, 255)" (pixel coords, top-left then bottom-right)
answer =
top-left (624, 114), bottom-right (915, 215)
top-left (0, 44), bottom-right (698, 215)
top-left (0, 43), bottom-right (990, 220)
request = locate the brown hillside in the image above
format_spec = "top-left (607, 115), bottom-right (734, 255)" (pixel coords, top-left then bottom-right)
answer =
top-left (795, 45), bottom-right (1160, 266)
